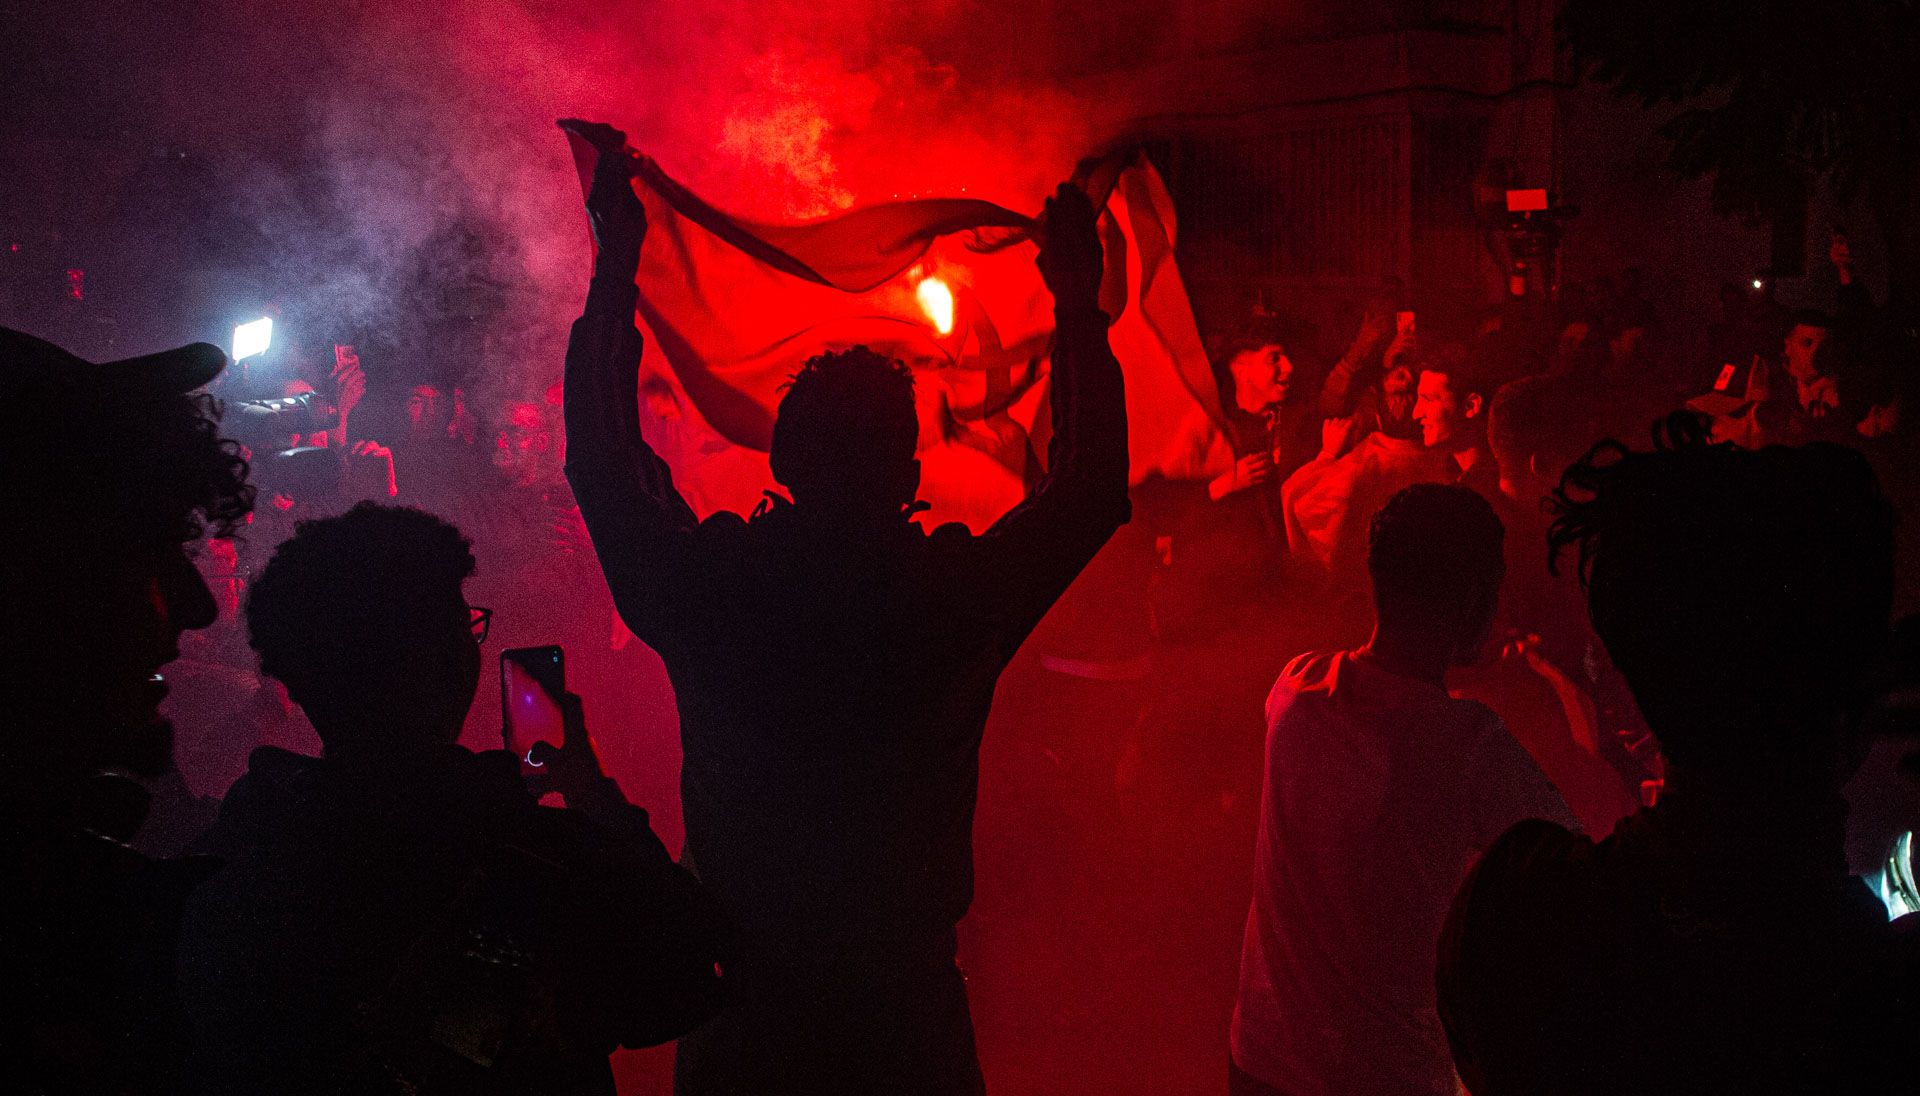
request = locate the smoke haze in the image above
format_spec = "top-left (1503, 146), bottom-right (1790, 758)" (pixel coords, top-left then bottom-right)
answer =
top-left (6, 0), bottom-right (1113, 427)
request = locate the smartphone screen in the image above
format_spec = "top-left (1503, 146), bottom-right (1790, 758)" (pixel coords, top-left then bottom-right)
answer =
top-left (501, 646), bottom-right (565, 767)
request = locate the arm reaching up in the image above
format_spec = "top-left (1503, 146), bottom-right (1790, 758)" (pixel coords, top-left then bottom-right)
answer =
top-left (979, 182), bottom-right (1131, 630)
top-left (557, 120), bottom-right (702, 646)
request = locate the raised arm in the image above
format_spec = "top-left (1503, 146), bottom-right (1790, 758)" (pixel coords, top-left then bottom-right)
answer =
top-left (558, 120), bottom-right (701, 644)
top-left (979, 183), bottom-right (1131, 626)
top-left (1319, 306), bottom-right (1392, 418)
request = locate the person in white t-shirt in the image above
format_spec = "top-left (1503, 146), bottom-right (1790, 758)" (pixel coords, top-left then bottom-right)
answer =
top-left (1230, 483), bottom-right (1577, 1096)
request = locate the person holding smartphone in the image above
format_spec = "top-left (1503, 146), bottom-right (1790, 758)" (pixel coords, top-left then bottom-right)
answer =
top-left (175, 503), bottom-right (724, 1094)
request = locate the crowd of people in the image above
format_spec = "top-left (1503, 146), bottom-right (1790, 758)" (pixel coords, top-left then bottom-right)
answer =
top-left (5, 116), bottom-right (1920, 1095)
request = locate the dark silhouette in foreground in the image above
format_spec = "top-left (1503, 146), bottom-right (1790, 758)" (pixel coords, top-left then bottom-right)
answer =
top-left (1230, 484), bottom-right (1574, 1096)
top-left (559, 120), bottom-right (1129, 1094)
top-left (0, 328), bottom-right (253, 1093)
top-left (176, 504), bottom-right (723, 1095)
top-left (1439, 413), bottom-right (1917, 1094)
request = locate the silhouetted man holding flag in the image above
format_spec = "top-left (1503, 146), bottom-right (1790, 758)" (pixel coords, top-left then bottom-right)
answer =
top-left (559, 120), bottom-right (1129, 1094)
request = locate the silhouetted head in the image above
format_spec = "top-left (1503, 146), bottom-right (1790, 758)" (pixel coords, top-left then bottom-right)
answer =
top-left (769, 345), bottom-right (920, 515)
top-left (1549, 413), bottom-right (1894, 786)
top-left (1368, 484), bottom-right (1506, 667)
top-left (0, 328), bottom-right (252, 787)
top-left (1487, 375), bottom-right (1574, 494)
top-left (247, 503), bottom-right (481, 754)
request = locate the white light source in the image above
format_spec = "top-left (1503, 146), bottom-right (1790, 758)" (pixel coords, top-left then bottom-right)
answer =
top-left (232, 317), bottom-right (273, 361)
top-left (916, 277), bottom-right (955, 336)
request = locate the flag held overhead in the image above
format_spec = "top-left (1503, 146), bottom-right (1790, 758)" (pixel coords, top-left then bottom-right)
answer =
top-left (561, 128), bottom-right (1229, 530)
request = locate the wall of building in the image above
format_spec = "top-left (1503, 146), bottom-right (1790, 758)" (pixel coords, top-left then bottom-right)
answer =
top-left (1059, 1), bottom-right (1555, 359)
top-left (1062, 0), bottom-right (1873, 363)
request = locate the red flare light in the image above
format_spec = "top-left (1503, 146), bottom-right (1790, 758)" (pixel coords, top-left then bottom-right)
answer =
top-left (916, 276), bottom-right (955, 336)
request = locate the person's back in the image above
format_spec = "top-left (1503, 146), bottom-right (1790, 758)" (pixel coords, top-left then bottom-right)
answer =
top-left (1439, 414), bottom-right (1918, 1094)
top-left (1232, 485), bottom-right (1575, 1096)
top-left (657, 504), bottom-right (1070, 957)
top-left (176, 504), bottom-right (722, 1095)
top-left (182, 745), bottom-right (656, 1093)
top-left (557, 122), bottom-right (1128, 1092)
top-left (1233, 651), bottom-right (1576, 1095)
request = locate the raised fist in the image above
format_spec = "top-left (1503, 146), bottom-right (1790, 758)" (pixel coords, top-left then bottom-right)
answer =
top-left (559, 118), bottom-right (646, 259)
top-left (1036, 182), bottom-right (1103, 312)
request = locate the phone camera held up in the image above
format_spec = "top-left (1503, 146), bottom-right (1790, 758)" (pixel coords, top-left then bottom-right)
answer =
top-left (501, 645), bottom-right (565, 771)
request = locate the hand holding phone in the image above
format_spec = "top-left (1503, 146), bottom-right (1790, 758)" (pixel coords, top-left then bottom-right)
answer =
top-left (502, 646), bottom-right (566, 769)
top-left (528, 693), bottom-right (633, 828)
top-left (503, 645), bottom-right (621, 813)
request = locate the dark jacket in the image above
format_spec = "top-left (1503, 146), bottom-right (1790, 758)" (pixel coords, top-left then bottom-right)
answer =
top-left (563, 262), bottom-right (1130, 968)
top-left (1439, 801), bottom-right (1919, 1095)
top-left (3, 808), bottom-right (210, 1095)
top-left (176, 744), bottom-right (722, 1095)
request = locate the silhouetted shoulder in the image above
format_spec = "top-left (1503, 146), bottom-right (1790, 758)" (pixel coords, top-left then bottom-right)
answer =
top-left (686, 509), bottom-right (752, 561)
top-left (1441, 816), bottom-right (1597, 1000)
top-left (1469, 816), bottom-right (1592, 889)
top-left (1891, 913), bottom-right (1920, 1002)
top-left (926, 520), bottom-right (975, 546)
top-left (695, 510), bottom-right (749, 537)
top-left (1438, 816), bottom-right (1599, 1096)
top-left (915, 520), bottom-right (988, 573)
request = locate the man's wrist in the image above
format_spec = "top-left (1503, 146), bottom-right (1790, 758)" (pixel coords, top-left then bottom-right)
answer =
top-left (586, 270), bottom-right (640, 308)
top-left (594, 242), bottom-right (642, 274)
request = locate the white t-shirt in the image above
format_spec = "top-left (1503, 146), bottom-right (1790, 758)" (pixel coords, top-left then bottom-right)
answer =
top-left (1231, 650), bottom-right (1578, 1096)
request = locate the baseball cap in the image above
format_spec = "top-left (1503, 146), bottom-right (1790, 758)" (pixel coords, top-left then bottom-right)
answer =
top-left (1, 326), bottom-right (227, 399)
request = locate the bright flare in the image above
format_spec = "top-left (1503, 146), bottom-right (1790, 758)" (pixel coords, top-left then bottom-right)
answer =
top-left (232, 317), bottom-right (273, 361)
top-left (916, 277), bottom-right (955, 336)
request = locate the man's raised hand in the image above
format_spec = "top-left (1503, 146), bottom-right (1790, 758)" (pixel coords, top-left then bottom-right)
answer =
top-left (558, 118), bottom-right (629, 157)
top-left (1037, 182), bottom-right (1103, 314)
top-left (559, 118), bottom-right (646, 262)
